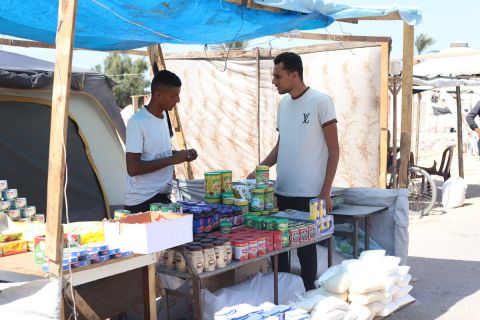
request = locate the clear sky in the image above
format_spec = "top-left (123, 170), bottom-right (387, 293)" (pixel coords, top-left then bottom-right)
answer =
top-left (0, 1), bottom-right (478, 70)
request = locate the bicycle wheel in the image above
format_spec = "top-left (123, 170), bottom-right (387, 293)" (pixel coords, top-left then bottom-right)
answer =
top-left (407, 166), bottom-right (437, 215)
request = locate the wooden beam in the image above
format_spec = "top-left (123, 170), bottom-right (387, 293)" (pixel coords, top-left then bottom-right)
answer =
top-left (277, 32), bottom-right (392, 44)
top-left (0, 38), bottom-right (147, 56)
top-left (147, 44), bottom-right (194, 179)
top-left (456, 86), bottom-right (464, 178)
top-left (143, 264), bottom-right (157, 320)
top-left (45, 0), bottom-right (78, 277)
top-left (132, 96), bottom-right (140, 113)
top-left (337, 11), bottom-right (402, 23)
top-left (398, 23), bottom-right (414, 188)
top-left (164, 42), bottom-right (381, 60)
top-left (415, 93), bottom-right (422, 165)
top-left (64, 287), bottom-right (102, 320)
top-left (379, 42), bottom-right (389, 188)
top-left (256, 48), bottom-right (261, 164)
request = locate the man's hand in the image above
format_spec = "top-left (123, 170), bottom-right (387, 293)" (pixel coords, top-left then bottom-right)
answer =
top-left (475, 128), bottom-right (480, 139)
top-left (173, 149), bottom-right (198, 164)
top-left (320, 192), bottom-right (333, 213)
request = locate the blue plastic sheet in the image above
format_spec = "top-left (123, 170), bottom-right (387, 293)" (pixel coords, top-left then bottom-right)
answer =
top-left (0, 0), bottom-right (332, 50)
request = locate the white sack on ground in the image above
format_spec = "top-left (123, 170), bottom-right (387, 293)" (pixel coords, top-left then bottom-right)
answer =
top-left (0, 279), bottom-right (62, 320)
top-left (442, 176), bottom-right (468, 208)
top-left (303, 286), bottom-right (348, 301)
top-left (201, 272), bottom-right (305, 320)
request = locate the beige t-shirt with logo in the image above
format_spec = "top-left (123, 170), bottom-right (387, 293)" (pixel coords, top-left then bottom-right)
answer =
top-left (275, 88), bottom-right (337, 197)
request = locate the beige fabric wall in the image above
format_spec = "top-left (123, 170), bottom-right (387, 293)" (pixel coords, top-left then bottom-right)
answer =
top-left (167, 45), bottom-right (382, 188)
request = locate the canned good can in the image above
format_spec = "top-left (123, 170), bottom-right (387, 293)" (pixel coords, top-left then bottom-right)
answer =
top-left (264, 187), bottom-right (274, 210)
top-left (205, 172), bottom-right (222, 198)
top-left (220, 170), bottom-right (232, 193)
top-left (13, 197), bottom-right (27, 209)
top-left (0, 200), bottom-right (10, 211)
top-left (149, 203), bottom-right (162, 211)
top-left (24, 206), bottom-right (36, 217)
top-left (255, 165), bottom-right (269, 184)
top-left (2, 189), bottom-right (17, 200)
top-left (0, 180), bottom-right (8, 191)
top-left (205, 196), bottom-right (221, 204)
top-left (7, 208), bottom-right (21, 220)
top-left (250, 188), bottom-right (265, 212)
top-left (114, 209), bottom-right (130, 219)
top-left (35, 214), bottom-right (45, 223)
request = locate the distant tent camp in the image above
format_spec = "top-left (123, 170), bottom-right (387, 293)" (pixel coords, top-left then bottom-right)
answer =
top-left (0, 50), bottom-right (126, 221)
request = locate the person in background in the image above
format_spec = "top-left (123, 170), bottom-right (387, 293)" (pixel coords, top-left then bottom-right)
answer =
top-left (466, 101), bottom-right (480, 156)
top-left (248, 52), bottom-right (339, 290)
top-left (125, 70), bottom-right (197, 213)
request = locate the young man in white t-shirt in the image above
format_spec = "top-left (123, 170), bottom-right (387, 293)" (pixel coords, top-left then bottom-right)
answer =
top-left (249, 52), bottom-right (339, 290)
top-left (125, 70), bottom-right (198, 213)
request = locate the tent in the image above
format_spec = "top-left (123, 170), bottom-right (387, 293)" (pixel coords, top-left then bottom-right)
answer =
top-left (0, 50), bottom-right (126, 221)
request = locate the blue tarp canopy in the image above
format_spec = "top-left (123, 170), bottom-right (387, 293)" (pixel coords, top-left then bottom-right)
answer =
top-left (0, 0), bottom-right (332, 50)
top-left (0, 1), bottom-right (422, 51)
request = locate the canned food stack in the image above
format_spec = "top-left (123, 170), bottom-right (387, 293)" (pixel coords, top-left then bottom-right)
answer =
top-left (160, 235), bottom-right (233, 274)
top-left (149, 202), bottom-right (183, 213)
top-left (0, 179), bottom-right (43, 223)
top-left (204, 170), bottom-right (231, 204)
top-left (40, 242), bottom-right (133, 272)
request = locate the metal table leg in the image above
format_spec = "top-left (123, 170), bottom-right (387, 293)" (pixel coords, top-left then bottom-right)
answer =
top-left (327, 237), bottom-right (333, 267)
top-left (273, 254), bottom-right (278, 305)
top-left (353, 218), bottom-right (359, 258)
top-left (193, 277), bottom-right (201, 320)
top-left (365, 216), bottom-right (370, 251)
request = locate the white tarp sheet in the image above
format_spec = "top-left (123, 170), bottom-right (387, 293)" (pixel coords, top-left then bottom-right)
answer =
top-left (168, 45), bottom-right (383, 188)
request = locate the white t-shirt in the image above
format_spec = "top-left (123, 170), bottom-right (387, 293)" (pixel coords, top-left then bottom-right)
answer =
top-left (275, 88), bottom-right (337, 197)
top-left (125, 107), bottom-right (173, 206)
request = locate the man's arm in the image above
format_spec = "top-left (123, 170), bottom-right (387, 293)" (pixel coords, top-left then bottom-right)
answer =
top-left (126, 149), bottom-right (197, 177)
top-left (466, 102), bottom-right (480, 138)
top-left (320, 123), bottom-right (339, 212)
top-left (246, 136), bottom-right (280, 178)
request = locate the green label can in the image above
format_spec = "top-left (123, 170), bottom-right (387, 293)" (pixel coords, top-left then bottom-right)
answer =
top-left (220, 170), bottom-right (232, 193)
top-left (255, 165), bottom-right (269, 184)
top-left (114, 209), bottom-right (131, 219)
top-left (250, 188), bottom-right (265, 212)
top-left (264, 187), bottom-right (274, 210)
top-left (205, 172), bottom-right (222, 198)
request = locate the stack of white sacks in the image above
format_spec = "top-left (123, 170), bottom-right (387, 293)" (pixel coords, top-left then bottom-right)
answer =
top-left (291, 250), bottom-right (414, 320)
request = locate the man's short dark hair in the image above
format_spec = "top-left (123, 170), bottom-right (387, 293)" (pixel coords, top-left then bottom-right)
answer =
top-left (151, 70), bottom-right (182, 92)
top-left (274, 52), bottom-right (303, 80)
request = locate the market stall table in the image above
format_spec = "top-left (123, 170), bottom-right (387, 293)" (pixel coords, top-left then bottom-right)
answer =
top-left (157, 233), bottom-right (333, 320)
top-left (0, 251), bottom-right (157, 319)
top-left (330, 204), bottom-right (387, 258)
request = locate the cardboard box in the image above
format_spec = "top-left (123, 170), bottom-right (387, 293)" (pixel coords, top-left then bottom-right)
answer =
top-left (0, 239), bottom-right (28, 256)
top-left (103, 211), bottom-right (192, 254)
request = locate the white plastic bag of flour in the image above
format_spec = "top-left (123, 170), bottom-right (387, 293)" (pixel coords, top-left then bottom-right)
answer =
top-left (442, 177), bottom-right (467, 209)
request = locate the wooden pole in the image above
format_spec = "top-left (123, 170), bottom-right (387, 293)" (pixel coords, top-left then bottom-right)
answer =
top-left (391, 79), bottom-right (400, 188)
top-left (256, 48), bottom-right (261, 164)
top-left (415, 93), bottom-right (422, 164)
top-left (45, 0), bottom-right (78, 277)
top-left (379, 42), bottom-right (390, 188)
top-left (456, 86), bottom-right (464, 178)
top-left (398, 23), bottom-right (414, 188)
top-left (147, 44), bottom-right (194, 179)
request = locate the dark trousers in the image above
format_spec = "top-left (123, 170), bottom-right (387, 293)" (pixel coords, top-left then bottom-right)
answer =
top-left (124, 193), bottom-right (171, 214)
top-left (275, 194), bottom-right (317, 291)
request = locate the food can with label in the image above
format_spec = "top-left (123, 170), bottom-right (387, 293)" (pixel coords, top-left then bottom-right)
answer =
top-left (255, 165), bottom-right (269, 184)
top-left (233, 198), bottom-right (249, 214)
top-left (264, 187), bottom-right (274, 210)
top-left (114, 209), bottom-right (131, 220)
top-left (250, 188), bottom-right (265, 212)
top-left (0, 180), bottom-right (7, 191)
top-left (220, 170), bottom-right (232, 193)
top-left (204, 171), bottom-right (222, 198)
top-left (2, 189), bottom-right (17, 200)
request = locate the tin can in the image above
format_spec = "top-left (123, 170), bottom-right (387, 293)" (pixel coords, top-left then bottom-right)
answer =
top-left (233, 198), bottom-right (249, 214)
top-left (276, 218), bottom-right (289, 233)
top-left (205, 171), bottom-right (222, 198)
top-left (2, 189), bottom-right (17, 200)
top-left (0, 200), bottom-right (10, 211)
top-left (255, 165), bottom-right (269, 184)
top-left (232, 239), bottom-right (249, 262)
top-left (0, 180), bottom-right (7, 191)
top-left (281, 232), bottom-right (290, 248)
top-left (35, 214), bottom-right (45, 223)
top-left (222, 197), bottom-right (234, 205)
top-left (289, 227), bottom-right (300, 246)
top-left (299, 225), bottom-right (309, 243)
top-left (149, 203), bottom-right (162, 211)
top-left (205, 196), bottom-right (221, 204)
top-left (308, 223), bottom-right (316, 241)
top-left (250, 188), bottom-right (265, 212)
top-left (264, 187), bottom-right (274, 210)
top-left (220, 170), bottom-right (232, 193)
top-left (13, 197), bottom-right (27, 209)
top-left (247, 237), bottom-right (258, 259)
top-left (114, 209), bottom-right (130, 219)
top-left (7, 209), bottom-right (21, 220)
top-left (24, 206), bottom-right (36, 217)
